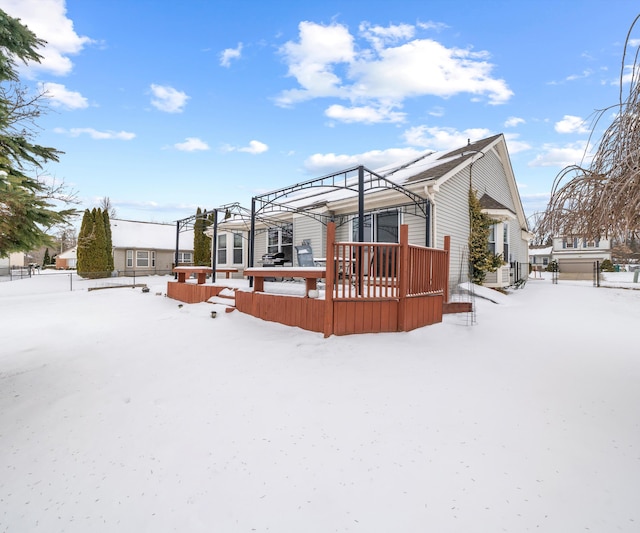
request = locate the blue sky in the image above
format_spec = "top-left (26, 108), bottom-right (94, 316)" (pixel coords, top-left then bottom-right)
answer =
top-left (2, 0), bottom-right (639, 225)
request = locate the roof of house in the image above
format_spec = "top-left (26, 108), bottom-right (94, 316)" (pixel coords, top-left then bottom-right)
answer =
top-left (58, 247), bottom-right (77, 259)
top-left (479, 193), bottom-right (515, 214)
top-left (528, 246), bottom-right (553, 256)
top-left (110, 219), bottom-right (194, 251)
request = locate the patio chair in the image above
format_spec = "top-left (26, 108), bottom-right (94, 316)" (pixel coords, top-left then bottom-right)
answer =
top-left (295, 241), bottom-right (318, 267)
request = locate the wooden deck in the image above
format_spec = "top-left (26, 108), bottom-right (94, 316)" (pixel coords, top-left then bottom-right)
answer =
top-left (167, 222), bottom-right (460, 336)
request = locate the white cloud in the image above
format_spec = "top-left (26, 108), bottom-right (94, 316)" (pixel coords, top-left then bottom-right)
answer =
top-left (555, 115), bottom-right (589, 134)
top-left (619, 64), bottom-right (640, 85)
top-left (325, 104), bottom-right (405, 124)
top-left (54, 127), bottom-right (135, 140)
top-left (503, 133), bottom-right (531, 154)
top-left (0, 0), bottom-right (93, 77)
top-left (220, 42), bottom-right (243, 67)
top-left (174, 137), bottom-right (210, 152)
top-left (504, 116), bottom-right (525, 128)
top-left (359, 22), bottom-right (415, 51)
top-left (417, 21), bottom-right (449, 32)
top-left (222, 140), bottom-right (268, 155)
top-left (304, 147), bottom-right (424, 174)
top-left (276, 21), bottom-right (355, 107)
top-left (38, 82), bottom-right (88, 109)
top-left (275, 21), bottom-right (512, 118)
top-left (150, 84), bottom-right (189, 113)
top-left (628, 39), bottom-right (640, 47)
top-left (528, 141), bottom-right (592, 168)
top-left (403, 125), bottom-right (493, 151)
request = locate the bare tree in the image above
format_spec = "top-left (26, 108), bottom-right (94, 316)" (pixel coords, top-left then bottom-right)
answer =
top-left (99, 196), bottom-right (117, 219)
top-left (537, 14), bottom-right (640, 243)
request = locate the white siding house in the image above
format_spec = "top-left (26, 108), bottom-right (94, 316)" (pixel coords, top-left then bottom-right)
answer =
top-left (214, 134), bottom-right (531, 291)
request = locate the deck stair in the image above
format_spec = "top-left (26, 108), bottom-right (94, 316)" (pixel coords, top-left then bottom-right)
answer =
top-left (207, 287), bottom-right (237, 312)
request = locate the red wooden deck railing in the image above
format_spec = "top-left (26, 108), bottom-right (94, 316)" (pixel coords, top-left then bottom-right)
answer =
top-left (169, 222), bottom-right (455, 336)
top-left (323, 223), bottom-right (449, 336)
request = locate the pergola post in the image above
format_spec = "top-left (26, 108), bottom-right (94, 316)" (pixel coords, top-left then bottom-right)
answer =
top-left (211, 209), bottom-right (218, 283)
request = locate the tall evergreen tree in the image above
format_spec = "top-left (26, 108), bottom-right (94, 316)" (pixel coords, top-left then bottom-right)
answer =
top-left (0, 9), bottom-right (75, 257)
top-left (42, 247), bottom-right (50, 267)
top-left (193, 207), bottom-right (208, 265)
top-left (91, 208), bottom-right (108, 274)
top-left (77, 207), bottom-right (111, 277)
top-left (77, 209), bottom-right (94, 275)
top-left (103, 208), bottom-right (114, 271)
top-left (468, 189), bottom-right (504, 284)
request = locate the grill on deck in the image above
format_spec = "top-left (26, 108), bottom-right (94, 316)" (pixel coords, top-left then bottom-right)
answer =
top-left (261, 252), bottom-right (286, 267)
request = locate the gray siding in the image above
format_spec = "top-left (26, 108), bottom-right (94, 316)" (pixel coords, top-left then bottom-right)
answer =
top-left (404, 211), bottom-right (427, 246)
top-left (434, 166), bottom-right (472, 291)
top-left (293, 214), bottom-right (325, 265)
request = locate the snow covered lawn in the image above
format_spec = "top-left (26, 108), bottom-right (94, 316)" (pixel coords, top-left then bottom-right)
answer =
top-left (1, 272), bottom-right (639, 532)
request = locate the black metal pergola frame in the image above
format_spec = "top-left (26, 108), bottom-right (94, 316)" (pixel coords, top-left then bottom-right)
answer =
top-left (174, 163), bottom-right (432, 285)
top-left (248, 164), bottom-right (432, 270)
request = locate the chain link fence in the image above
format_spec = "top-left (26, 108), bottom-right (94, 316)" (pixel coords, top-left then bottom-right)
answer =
top-left (0, 268), bottom-right (171, 292)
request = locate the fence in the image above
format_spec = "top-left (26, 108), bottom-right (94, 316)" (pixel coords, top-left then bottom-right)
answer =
top-left (0, 266), bottom-right (37, 282)
top-left (0, 269), bottom-right (171, 292)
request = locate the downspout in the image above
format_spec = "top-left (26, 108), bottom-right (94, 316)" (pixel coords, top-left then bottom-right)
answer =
top-left (424, 183), bottom-right (439, 248)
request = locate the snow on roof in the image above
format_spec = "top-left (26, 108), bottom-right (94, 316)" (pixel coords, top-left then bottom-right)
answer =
top-left (259, 135), bottom-right (503, 212)
top-left (58, 247), bottom-right (77, 259)
top-left (110, 219), bottom-right (194, 251)
top-left (528, 246), bottom-right (552, 256)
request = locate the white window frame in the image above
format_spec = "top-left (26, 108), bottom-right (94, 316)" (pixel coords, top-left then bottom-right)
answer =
top-left (217, 234), bottom-right (227, 265)
top-left (267, 223), bottom-right (293, 262)
top-left (177, 251), bottom-right (192, 264)
top-left (503, 222), bottom-right (509, 262)
top-left (232, 233), bottom-right (243, 265)
top-left (126, 249), bottom-right (133, 268)
top-left (351, 209), bottom-right (400, 243)
top-left (135, 250), bottom-right (155, 268)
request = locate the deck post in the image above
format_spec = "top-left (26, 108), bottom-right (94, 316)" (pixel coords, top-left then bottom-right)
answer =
top-left (443, 235), bottom-right (451, 303)
top-left (397, 224), bottom-right (410, 331)
top-left (323, 222), bottom-right (336, 338)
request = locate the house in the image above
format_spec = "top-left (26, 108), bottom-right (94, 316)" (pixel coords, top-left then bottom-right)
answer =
top-left (0, 252), bottom-right (25, 276)
top-left (529, 245), bottom-right (553, 271)
top-left (55, 246), bottom-right (77, 269)
top-left (212, 133), bottom-right (530, 292)
top-left (550, 235), bottom-right (612, 276)
top-left (110, 219), bottom-right (194, 276)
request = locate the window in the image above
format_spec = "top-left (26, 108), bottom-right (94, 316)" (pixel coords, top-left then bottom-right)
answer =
top-left (126, 250), bottom-right (133, 268)
top-left (267, 223), bottom-right (293, 262)
top-left (488, 225), bottom-right (496, 254)
top-left (233, 233), bottom-right (243, 264)
top-left (136, 251), bottom-right (149, 267)
top-left (218, 234), bottom-right (227, 264)
top-left (503, 222), bottom-right (509, 261)
top-left (351, 210), bottom-right (399, 243)
top-left (563, 237), bottom-right (577, 249)
top-left (583, 238), bottom-right (600, 248)
top-left (543, 258), bottom-right (549, 265)
top-left (177, 251), bottom-right (192, 264)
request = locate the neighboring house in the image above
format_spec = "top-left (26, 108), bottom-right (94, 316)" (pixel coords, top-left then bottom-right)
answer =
top-left (111, 219), bottom-right (194, 276)
top-left (551, 235), bottom-right (612, 274)
top-left (529, 245), bottom-right (553, 271)
top-left (0, 252), bottom-right (25, 275)
top-left (213, 133), bottom-right (530, 291)
top-left (55, 246), bottom-right (77, 269)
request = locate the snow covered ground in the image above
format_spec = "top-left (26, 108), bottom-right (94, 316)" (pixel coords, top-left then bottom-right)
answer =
top-left (1, 271), bottom-right (639, 532)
